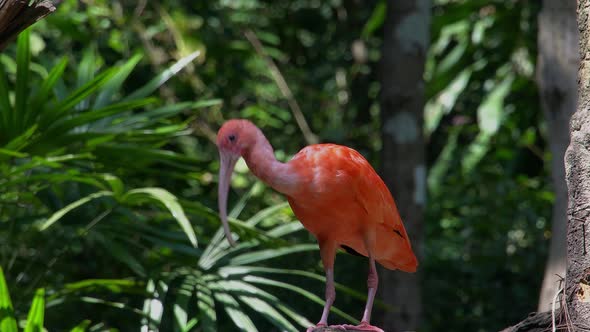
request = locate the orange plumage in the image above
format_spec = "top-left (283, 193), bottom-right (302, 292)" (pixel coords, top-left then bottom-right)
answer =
top-left (217, 119), bottom-right (417, 331)
top-left (286, 144), bottom-right (417, 272)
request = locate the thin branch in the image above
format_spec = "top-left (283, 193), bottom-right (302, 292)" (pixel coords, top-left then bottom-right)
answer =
top-left (243, 29), bottom-right (318, 145)
top-left (552, 286), bottom-right (563, 332)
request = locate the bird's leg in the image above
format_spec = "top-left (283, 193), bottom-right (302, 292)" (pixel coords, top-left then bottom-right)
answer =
top-left (318, 267), bottom-right (335, 326)
top-left (361, 255), bottom-right (378, 324)
top-left (318, 240), bottom-right (336, 326)
top-left (337, 254), bottom-right (384, 332)
top-left (306, 240), bottom-right (343, 332)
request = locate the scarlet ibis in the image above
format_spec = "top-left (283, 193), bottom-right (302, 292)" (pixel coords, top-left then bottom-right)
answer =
top-left (217, 119), bottom-right (417, 332)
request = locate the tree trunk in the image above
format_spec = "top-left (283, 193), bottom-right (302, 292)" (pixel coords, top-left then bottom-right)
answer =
top-left (561, 1), bottom-right (590, 328)
top-left (507, 2), bottom-right (590, 330)
top-left (0, 0), bottom-right (57, 51)
top-left (536, 0), bottom-right (579, 312)
top-left (377, 0), bottom-right (430, 331)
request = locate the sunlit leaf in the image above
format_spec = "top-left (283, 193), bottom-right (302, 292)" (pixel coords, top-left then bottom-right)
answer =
top-left (124, 50), bottom-right (201, 101)
top-left (214, 293), bottom-right (258, 332)
top-left (362, 1), bottom-right (386, 40)
top-left (24, 288), bottom-right (45, 332)
top-left (39, 191), bottom-right (114, 230)
top-left (0, 267), bottom-right (17, 332)
top-left (69, 320), bottom-right (91, 332)
top-left (123, 188), bottom-right (198, 247)
top-left (196, 282), bottom-right (216, 332)
top-left (93, 53), bottom-right (143, 109)
top-left (477, 74), bottom-right (514, 135)
top-left (229, 244), bottom-right (317, 266)
top-left (244, 275), bottom-right (358, 323)
top-left (238, 296), bottom-right (297, 332)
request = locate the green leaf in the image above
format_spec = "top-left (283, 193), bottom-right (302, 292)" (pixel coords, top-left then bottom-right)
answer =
top-left (69, 320), bottom-right (91, 332)
top-left (101, 174), bottom-right (125, 198)
top-left (94, 53), bottom-right (143, 109)
top-left (362, 1), bottom-right (386, 40)
top-left (63, 279), bottom-right (142, 294)
top-left (41, 68), bottom-right (117, 127)
top-left (425, 68), bottom-right (472, 136)
top-left (0, 267), bottom-right (17, 332)
top-left (96, 236), bottom-right (147, 277)
top-left (181, 319), bottom-right (198, 332)
top-left (228, 244), bottom-right (317, 266)
top-left (461, 131), bottom-right (491, 174)
top-left (39, 191), bottom-right (114, 230)
top-left (123, 188), bottom-right (198, 247)
top-left (75, 48), bottom-right (98, 111)
top-left (428, 130), bottom-right (459, 194)
top-left (266, 222), bottom-right (304, 237)
top-left (24, 288), bottom-right (45, 332)
top-left (27, 57), bottom-right (68, 124)
top-left (0, 148), bottom-right (27, 158)
top-left (15, 28), bottom-right (31, 131)
top-left (244, 275), bottom-right (358, 323)
top-left (43, 98), bottom-right (156, 136)
top-left (245, 201), bottom-right (289, 226)
top-left (77, 296), bottom-right (152, 319)
top-left (238, 296), bottom-right (298, 332)
top-left (196, 283), bottom-right (216, 332)
top-left (211, 279), bottom-right (299, 331)
top-left (141, 280), bottom-right (163, 331)
top-left (124, 50), bottom-right (201, 101)
top-left (214, 293), bottom-right (258, 332)
top-left (0, 65), bottom-right (12, 132)
top-left (477, 74), bottom-right (513, 135)
top-left (3, 124), bottom-right (37, 151)
top-left (172, 278), bottom-right (193, 331)
top-left (219, 266), bottom-right (367, 303)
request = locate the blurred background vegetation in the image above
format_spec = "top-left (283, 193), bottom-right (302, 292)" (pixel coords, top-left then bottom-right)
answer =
top-left (0, 0), bottom-right (555, 331)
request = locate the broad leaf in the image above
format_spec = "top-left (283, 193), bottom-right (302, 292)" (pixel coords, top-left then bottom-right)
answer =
top-left (123, 188), bottom-right (198, 247)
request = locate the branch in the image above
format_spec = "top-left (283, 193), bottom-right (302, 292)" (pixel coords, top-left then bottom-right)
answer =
top-left (243, 29), bottom-right (318, 145)
top-left (0, 0), bottom-right (58, 51)
top-left (500, 311), bottom-right (558, 332)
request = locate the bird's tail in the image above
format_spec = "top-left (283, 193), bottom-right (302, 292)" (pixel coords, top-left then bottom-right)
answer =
top-left (378, 254), bottom-right (417, 273)
top-left (375, 223), bottom-right (418, 272)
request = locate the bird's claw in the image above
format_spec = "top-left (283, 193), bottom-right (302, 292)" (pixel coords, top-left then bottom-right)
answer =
top-left (306, 323), bottom-right (347, 331)
top-left (335, 322), bottom-right (385, 332)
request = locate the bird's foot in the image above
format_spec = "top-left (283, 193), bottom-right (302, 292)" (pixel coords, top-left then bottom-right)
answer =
top-left (335, 321), bottom-right (385, 332)
top-left (306, 323), bottom-right (347, 331)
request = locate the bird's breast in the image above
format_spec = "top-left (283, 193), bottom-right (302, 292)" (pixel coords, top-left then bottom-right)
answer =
top-left (287, 191), bottom-right (367, 243)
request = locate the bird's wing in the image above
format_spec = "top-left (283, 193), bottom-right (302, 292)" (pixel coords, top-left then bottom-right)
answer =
top-left (345, 148), bottom-right (410, 240)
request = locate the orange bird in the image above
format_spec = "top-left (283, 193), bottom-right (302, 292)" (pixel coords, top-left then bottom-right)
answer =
top-left (217, 119), bottom-right (417, 332)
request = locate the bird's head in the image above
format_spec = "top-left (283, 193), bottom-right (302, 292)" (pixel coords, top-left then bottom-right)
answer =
top-left (216, 119), bottom-right (258, 246)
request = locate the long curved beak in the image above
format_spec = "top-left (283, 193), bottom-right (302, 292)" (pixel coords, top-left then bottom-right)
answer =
top-left (218, 151), bottom-right (239, 246)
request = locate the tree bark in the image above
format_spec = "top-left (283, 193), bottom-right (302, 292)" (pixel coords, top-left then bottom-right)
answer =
top-left (377, 0), bottom-right (430, 331)
top-left (0, 0), bottom-right (57, 51)
top-left (560, 1), bottom-right (590, 328)
top-left (536, 0), bottom-right (579, 312)
top-left (499, 312), bottom-right (554, 332)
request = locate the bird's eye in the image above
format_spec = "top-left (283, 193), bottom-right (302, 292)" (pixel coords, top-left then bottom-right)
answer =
top-left (228, 134), bottom-right (236, 142)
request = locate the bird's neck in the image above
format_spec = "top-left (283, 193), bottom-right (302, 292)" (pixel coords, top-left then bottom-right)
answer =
top-left (242, 132), bottom-right (298, 195)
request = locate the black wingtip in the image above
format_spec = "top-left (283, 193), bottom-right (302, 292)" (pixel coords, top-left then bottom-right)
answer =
top-left (340, 245), bottom-right (365, 257)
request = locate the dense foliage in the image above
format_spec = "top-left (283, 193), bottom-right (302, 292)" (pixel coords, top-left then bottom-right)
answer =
top-left (0, 0), bottom-right (553, 331)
